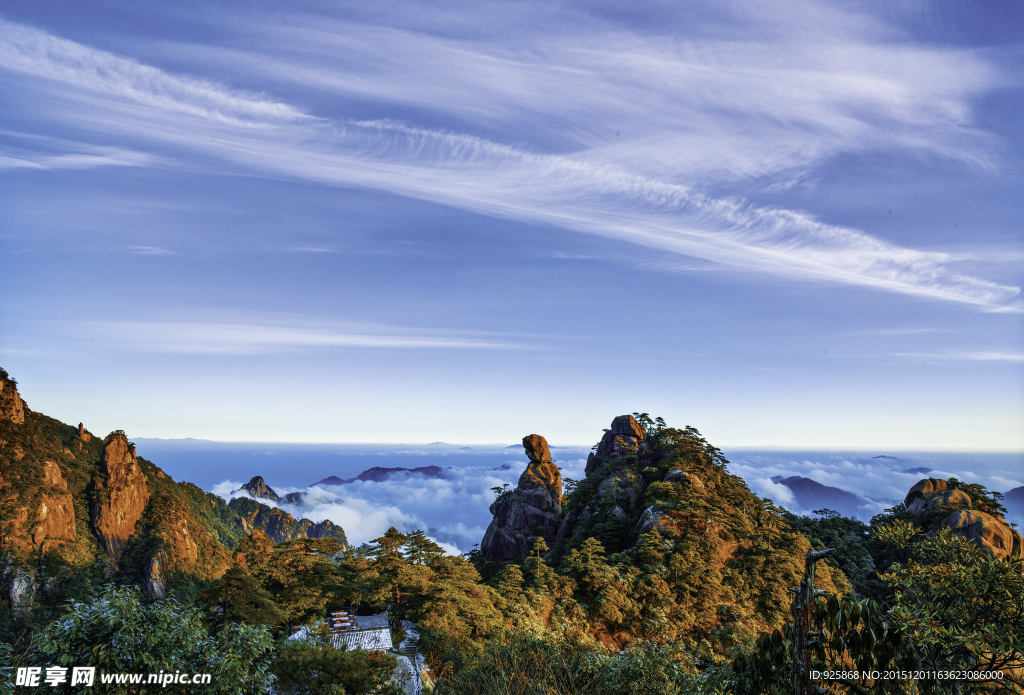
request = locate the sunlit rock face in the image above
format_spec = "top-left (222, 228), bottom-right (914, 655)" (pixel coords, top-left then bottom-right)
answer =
top-left (480, 434), bottom-right (563, 567)
top-left (34, 461), bottom-right (76, 547)
top-left (904, 478), bottom-right (973, 517)
top-left (91, 433), bottom-right (151, 559)
top-left (940, 510), bottom-right (1023, 561)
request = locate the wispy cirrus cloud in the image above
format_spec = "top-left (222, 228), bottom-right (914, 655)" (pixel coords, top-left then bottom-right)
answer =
top-left (79, 320), bottom-right (530, 354)
top-left (0, 6), bottom-right (1018, 311)
top-left (0, 18), bottom-right (307, 127)
top-left (892, 351), bottom-right (1024, 363)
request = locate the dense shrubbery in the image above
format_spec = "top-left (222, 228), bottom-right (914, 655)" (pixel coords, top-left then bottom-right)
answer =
top-left (21, 587), bottom-right (275, 694)
top-left (273, 624), bottom-right (400, 695)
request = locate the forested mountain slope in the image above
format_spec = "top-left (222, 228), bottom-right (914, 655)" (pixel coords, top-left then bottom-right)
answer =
top-left (0, 368), bottom-right (346, 637)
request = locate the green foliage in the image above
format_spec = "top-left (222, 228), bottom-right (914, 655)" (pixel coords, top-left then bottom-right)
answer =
top-left (734, 523), bottom-right (1024, 695)
top-left (783, 509), bottom-right (877, 598)
top-left (0, 641), bottom-right (13, 695)
top-left (205, 565), bottom-right (286, 628)
top-left (433, 630), bottom-right (609, 695)
top-left (434, 630), bottom-right (699, 695)
top-left (272, 623), bottom-right (401, 695)
top-left (21, 586), bottom-right (274, 694)
top-left (245, 536), bottom-right (344, 630)
top-left (878, 526), bottom-right (1024, 691)
top-left (944, 477), bottom-right (1009, 519)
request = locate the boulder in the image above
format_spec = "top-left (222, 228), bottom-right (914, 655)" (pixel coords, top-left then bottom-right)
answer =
top-left (0, 377), bottom-right (25, 424)
top-left (8, 568), bottom-right (36, 617)
top-left (664, 469), bottom-right (706, 493)
top-left (940, 510), bottom-right (1021, 561)
top-left (522, 434), bottom-right (553, 463)
top-left (144, 556), bottom-right (167, 600)
top-left (587, 415), bottom-right (648, 477)
top-left (91, 433), bottom-right (151, 559)
top-left (907, 488), bottom-right (971, 517)
top-left (903, 478), bottom-right (973, 518)
top-left (638, 506), bottom-right (671, 535)
top-left (597, 475), bottom-right (640, 514)
top-left (904, 478), bottom-right (950, 505)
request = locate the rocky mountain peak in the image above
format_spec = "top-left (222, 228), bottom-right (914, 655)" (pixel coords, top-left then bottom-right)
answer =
top-left (240, 475), bottom-right (281, 502)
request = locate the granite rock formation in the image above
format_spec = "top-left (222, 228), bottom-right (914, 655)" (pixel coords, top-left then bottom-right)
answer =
top-left (0, 367), bottom-right (350, 615)
top-left (903, 478), bottom-right (1023, 561)
top-left (144, 556), bottom-right (167, 600)
top-left (480, 434), bottom-right (562, 566)
top-left (557, 416), bottom-right (651, 547)
top-left (903, 478), bottom-right (975, 518)
top-left (664, 468), bottom-right (705, 493)
top-left (585, 414), bottom-right (647, 477)
top-left (939, 509), bottom-right (1022, 561)
top-left (228, 496), bottom-right (348, 546)
top-left (8, 567), bottom-right (36, 617)
top-left (91, 433), bottom-right (151, 559)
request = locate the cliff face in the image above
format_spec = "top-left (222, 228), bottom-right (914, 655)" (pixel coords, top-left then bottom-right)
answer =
top-left (0, 373), bottom-right (25, 424)
top-left (91, 433), bottom-right (151, 559)
top-left (480, 434), bottom-right (562, 566)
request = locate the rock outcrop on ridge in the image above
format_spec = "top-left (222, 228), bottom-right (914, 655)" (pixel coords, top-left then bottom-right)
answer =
top-left (584, 415), bottom-right (647, 477)
top-left (903, 477), bottom-right (1023, 561)
top-left (480, 434), bottom-right (563, 567)
top-left (0, 374), bottom-right (25, 424)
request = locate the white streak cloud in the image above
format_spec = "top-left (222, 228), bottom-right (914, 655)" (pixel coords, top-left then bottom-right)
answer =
top-left (81, 320), bottom-right (530, 354)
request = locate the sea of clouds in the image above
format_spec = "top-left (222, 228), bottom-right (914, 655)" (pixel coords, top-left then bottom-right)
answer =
top-left (210, 448), bottom-right (592, 553)
top-left (206, 446), bottom-right (1022, 554)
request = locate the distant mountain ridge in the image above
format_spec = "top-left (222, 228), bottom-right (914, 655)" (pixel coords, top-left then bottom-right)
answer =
top-left (312, 465), bottom-right (448, 486)
top-left (770, 475), bottom-right (867, 518)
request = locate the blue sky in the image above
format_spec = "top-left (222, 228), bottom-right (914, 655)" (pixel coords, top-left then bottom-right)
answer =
top-left (1, 0), bottom-right (1022, 449)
